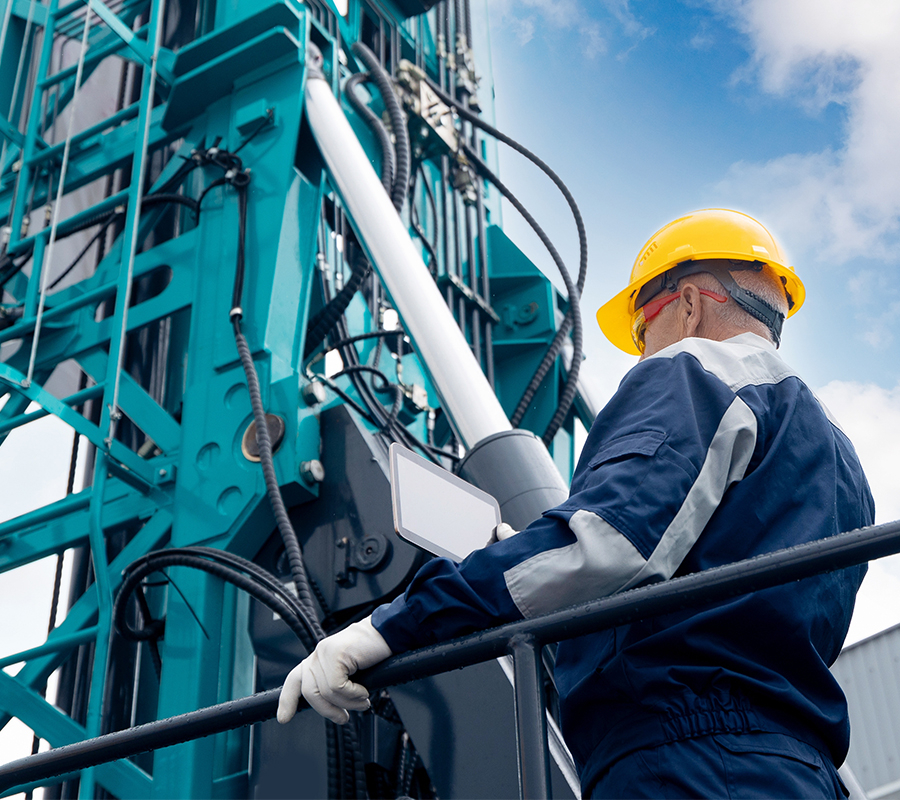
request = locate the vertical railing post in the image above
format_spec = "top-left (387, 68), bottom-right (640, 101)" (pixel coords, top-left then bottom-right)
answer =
top-left (508, 634), bottom-right (551, 799)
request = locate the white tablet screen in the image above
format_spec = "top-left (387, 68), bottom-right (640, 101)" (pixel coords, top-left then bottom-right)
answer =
top-left (390, 443), bottom-right (501, 562)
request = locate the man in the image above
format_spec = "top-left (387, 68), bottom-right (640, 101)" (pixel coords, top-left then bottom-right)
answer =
top-left (278, 209), bottom-right (873, 798)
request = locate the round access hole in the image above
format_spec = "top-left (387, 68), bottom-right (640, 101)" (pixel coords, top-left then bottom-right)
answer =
top-left (241, 414), bottom-right (286, 462)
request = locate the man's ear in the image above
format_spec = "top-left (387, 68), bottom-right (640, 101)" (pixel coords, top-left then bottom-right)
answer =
top-left (679, 283), bottom-right (704, 337)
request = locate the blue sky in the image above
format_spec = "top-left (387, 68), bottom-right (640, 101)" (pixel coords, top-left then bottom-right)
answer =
top-left (481, 0), bottom-right (900, 642)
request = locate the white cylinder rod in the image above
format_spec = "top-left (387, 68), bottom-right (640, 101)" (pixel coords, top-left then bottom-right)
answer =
top-left (304, 71), bottom-right (511, 448)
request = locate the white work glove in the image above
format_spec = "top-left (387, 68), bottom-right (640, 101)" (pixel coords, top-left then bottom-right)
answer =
top-left (488, 522), bottom-right (518, 545)
top-left (276, 616), bottom-right (392, 725)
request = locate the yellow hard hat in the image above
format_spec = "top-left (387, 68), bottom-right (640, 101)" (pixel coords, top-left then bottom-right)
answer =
top-left (596, 208), bottom-right (806, 355)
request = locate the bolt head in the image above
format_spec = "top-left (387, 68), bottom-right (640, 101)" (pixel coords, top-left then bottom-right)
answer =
top-left (301, 381), bottom-right (327, 406)
top-left (300, 459), bottom-right (325, 485)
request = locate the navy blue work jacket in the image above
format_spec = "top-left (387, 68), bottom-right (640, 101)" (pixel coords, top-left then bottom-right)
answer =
top-left (372, 333), bottom-right (874, 794)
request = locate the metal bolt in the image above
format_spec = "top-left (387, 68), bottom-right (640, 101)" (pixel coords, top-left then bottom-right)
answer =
top-left (301, 381), bottom-right (326, 406)
top-left (300, 460), bottom-right (325, 485)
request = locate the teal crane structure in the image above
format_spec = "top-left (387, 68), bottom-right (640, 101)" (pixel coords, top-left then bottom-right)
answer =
top-left (0, 0), bottom-right (593, 796)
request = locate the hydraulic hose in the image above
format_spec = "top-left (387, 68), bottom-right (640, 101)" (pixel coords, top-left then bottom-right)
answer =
top-left (351, 42), bottom-right (410, 213)
top-left (424, 74), bottom-right (587, 297)
top-left (233, 319), bottom-right (323, 637)
top-left (462, 143), bottom-right (582, 446)
top-left (226, 169), bottom-right (324, 640)
top-left (331, 363), bottom-right (404, 433)
top-left (427, 76), bottom-right (588, 442)
top-left (114, 548), bottom-right (321, 650)
top-left (344, 72), bottom-right (395, 196)
top-left (303, 249), bottom-right (371, 358)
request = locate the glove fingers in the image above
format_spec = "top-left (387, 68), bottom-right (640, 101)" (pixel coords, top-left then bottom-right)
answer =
top-left (276, 663), bottom-right (304, 724)
top-left (309, 651), bottom-right (372, 710)
top-left (301, 659), bottom-right (354, 724)
top-left (495, 522), bottom-right (517, 541)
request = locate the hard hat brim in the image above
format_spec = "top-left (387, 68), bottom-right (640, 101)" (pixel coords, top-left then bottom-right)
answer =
top-left (596, 255), bottom-right (806, 356)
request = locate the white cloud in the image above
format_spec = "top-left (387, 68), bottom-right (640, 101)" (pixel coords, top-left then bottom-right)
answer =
top-left (710, 0), bottom-right (900, 263)
top-left (817, 379), bottom-right (900, 523)
top-left (490, 0), bottom-right (653, 59)
top-left (816, 379), bottom-right (900, 644)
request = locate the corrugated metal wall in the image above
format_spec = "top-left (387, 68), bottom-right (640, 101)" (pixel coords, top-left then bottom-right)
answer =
top-left (833, 623), bottom-right (900, 800)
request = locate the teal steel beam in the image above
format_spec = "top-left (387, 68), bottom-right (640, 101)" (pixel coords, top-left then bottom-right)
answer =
top-left (0, 112), bottom-right (22, 148)
top-left (7, 0), bottom-right (58, 250)
top-left (0, 383), bottom-right (104, 435)
top-left (0, 391), bottom-right (32, 447)
top-left (0, 244), bottom-right (195, 388)
top-left (79, 455), bottom-right (114, 798)
top-left (0, 626), bottom-right (99, 669)
top-left (112, 372), bottom-right (181, 454)
top-left (78, 352), bottom-right (181, 455)
top-left (0, 113), bottom-right (48, 150)
top-left (0, 363), bottom-right (157, 486)
top-left (0, 482), bottom-right (160, 574)
top-left (0, 489), bottom-right (92, 540)
top-left (96, 0), bottom-right (167, 461)
top-left (2, 108), bottom-right (185, 236)
top-left (83, 0), bottom-right (154, 67)
top-left (25, 104), bottom-right (139, 167)
top-left (0, 508), bottom-right (172, 730)
top-left (22, 233), bottom-right (46, 318)
top-left (39, 26), bottom-right (147, 90)
top-left (0, 280), bottom-right (117, 344)
top-left (8, 0), bottom-right (47, 27)
top-left (0, 671), bottom-right (152, 798)
top-left (4, 188), bottom-right (130, 258)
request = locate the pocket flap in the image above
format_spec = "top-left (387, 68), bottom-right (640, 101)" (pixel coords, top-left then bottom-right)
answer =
top-left (588, 430), bottom-right (667, 469)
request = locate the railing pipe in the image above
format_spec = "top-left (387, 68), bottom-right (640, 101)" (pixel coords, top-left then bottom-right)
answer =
top-left (509, 634), bottom-right (551, 799)
top-left (2, 518), bottom-right (899, 793)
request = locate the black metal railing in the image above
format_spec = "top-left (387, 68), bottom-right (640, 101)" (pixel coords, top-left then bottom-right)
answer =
top-left (3, 518), bottom-right (900, 798)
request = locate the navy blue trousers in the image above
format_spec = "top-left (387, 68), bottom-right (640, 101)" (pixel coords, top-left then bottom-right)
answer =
top-left (588, 732), bottom-right (847, 799)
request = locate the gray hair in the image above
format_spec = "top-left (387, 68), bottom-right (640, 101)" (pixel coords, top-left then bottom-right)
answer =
top-left (676, 265), bottom-right (789, 345)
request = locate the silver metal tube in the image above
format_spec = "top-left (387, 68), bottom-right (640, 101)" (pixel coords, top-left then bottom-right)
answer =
top-left (304, 72), bottom-right (511, 447)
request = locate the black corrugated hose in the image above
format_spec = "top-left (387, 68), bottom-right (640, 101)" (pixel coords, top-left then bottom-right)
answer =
top-left (229, 187), bottom-right (323, 635)
top-left (424, 75), bottom-right (587, 298)
top-left (345, 71), bottom-right (395, 195)
top-left (426, 76), bottom-right (588, 441)
top-left (351, 41), bottom-right (410, 212)
top-left (462, 143), bottom-right (583, 447)
top-left (304, 248), bottom-right (372, 358)
top-left (226, 160), bottom-right (372, 798)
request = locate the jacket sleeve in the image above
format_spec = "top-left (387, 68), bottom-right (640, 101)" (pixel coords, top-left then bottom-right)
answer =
top-left (373, 351), bottom-right (759, 654)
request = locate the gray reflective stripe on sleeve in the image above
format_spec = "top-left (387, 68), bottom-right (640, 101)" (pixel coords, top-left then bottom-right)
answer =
top-left (503, 395), bottom-right (758, 619)
top-left (504, 511), bottom-right (647, 619)
top-left (620, 395), bottom-right (757, 591)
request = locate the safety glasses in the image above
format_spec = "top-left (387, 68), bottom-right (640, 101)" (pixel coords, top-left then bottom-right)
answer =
top-left (631, 289), bottom-right (728, 354)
